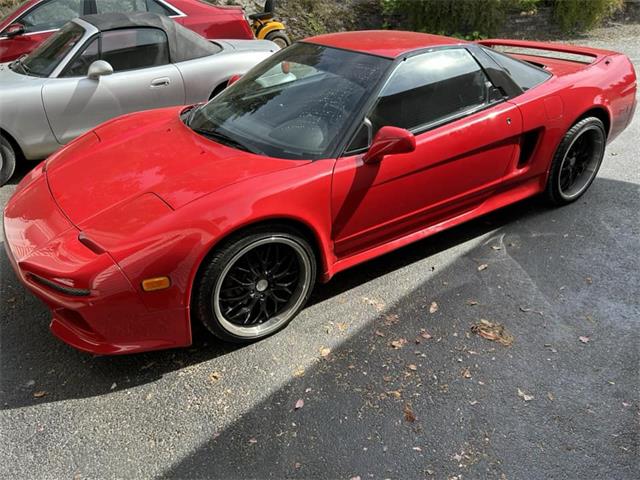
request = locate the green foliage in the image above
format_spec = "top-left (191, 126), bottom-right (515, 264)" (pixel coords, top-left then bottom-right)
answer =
top-left (382, 0), bottom-right (624, 36)
top-left (553, 0), bottom-right (623, 33)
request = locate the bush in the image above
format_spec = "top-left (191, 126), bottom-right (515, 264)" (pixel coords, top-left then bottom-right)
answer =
top-left (382, 0), bottom-right (624, 37)
top-left (553, 0), bottom-right (624, 33)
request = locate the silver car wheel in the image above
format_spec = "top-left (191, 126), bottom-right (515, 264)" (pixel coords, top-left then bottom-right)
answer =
top-left (212, 236), bottom-right (312, 339)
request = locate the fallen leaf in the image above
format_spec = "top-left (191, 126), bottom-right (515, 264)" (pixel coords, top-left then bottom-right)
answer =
top-left (336, 322), bottom-right (348, 332)
top-left (403, 403), bottom-right (416, 422)
top-left (375, 330), bottom-right (385, 337)
top-left (294, 399), bottom-right (304, 410)
top-left (387, 390), bottom-right (402, 399)
top-left (461, 367), bottom-right (472, 379)
top-left (209, 371), bottom-right (222, 383)
top-left (384, 313), bottom-right (399, 326)
top-left (390, 338), bottom-right (408, 349)
top-left (477, 264), bottom-right (488, 271)
top-left (518, 388), bottom-right (534, 402)
top-left (413, 446), bottom-right (422, 451)
top-left (420, 330), bottom-right (432, 340)
top-left (471, 320), bottom-right (514, 347)
top-left (547, 392), bottom-right (555, 401)
top-left (319, 347), bottom-right (331, 357)
top-left (363, 297), bottom-right (385, 312)
top-left (466, 300), bottom-right (479, 306)
top-left (585, 276), bottom-right (593, 284)
top-left (408, 364), bottom-right (418, 371)
top-left (491, 245), bottom-right (502, 251)
top-left (383, 375), bottom-right (392, 382)
top-left (294, 462), bottom-right (302, 469)
top-left (293, 367), bottom-right (305, 378)
top-left (579, 336), bottom-right (590, 344)
top-left (429, 301), bottom-right (439, 314)
top-left (33, 391), bottom-right (47, 399)
top-left (248, 437), bottom-right (258, 444)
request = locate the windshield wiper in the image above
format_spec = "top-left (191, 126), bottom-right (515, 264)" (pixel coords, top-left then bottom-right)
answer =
top-left (192, 127), bottom-right (259, 154)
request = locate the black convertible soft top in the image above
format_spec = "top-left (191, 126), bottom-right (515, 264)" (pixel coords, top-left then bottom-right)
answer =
top-left (80, 12), bottom-right (220, 62)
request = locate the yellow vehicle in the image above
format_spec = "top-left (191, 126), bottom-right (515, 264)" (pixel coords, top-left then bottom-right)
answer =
top-left (249, 0), bottom-right (291, 49)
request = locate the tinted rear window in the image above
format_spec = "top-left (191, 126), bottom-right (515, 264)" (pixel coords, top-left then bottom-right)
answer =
top-left (482, 47), bottom-right (551, 91)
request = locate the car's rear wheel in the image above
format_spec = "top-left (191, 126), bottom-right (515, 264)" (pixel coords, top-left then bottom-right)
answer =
top-left (193, 226), bottom-right (316, 343)
top-left (0, 135), bottom-right (17, 187)
top-left (265, 31), bottom-right (291, 49)
top-left (545, 117), bottom-right (606, 206)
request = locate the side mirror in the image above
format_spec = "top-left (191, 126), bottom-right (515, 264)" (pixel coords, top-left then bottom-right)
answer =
top-left (87, 60), bottom-right (113, 80)
top-left (5, 23), bottom-right (25, 38)
top-left (362, 126), bottom-right (416, 164)
top-left (228, 73), bottom-right (242, 86)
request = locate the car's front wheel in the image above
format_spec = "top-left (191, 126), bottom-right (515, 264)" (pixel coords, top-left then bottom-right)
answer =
top-left (0, 135), bottom-right (17, 187)
top-left (193, 226), bottom-right (316, 343)
top-left (545, 116), bottom-right (606, 206)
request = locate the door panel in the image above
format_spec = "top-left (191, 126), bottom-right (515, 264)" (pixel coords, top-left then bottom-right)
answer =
top-left (331, 101), bottom-right (523, 257)
top-left (42, 65), bottom-right (185, 144)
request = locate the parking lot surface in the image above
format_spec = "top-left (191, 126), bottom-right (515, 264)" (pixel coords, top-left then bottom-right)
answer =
top-left (1, 26), bottom-right (639, 480)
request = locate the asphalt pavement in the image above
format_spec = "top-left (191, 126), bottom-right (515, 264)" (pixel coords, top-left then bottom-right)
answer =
top-left (1, 26), bottom-right (639, 479)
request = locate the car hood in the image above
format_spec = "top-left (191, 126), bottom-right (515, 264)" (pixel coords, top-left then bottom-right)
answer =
top-left (45, 107), bottom-right (308, 226)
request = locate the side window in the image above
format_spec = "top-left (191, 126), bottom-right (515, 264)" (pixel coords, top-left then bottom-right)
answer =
top-left (369, 49), bottom-right (492, 134)
top-left (61, 36), bottom-right (99, 77)
top-left (101, 28), bottom-right (169, 72)
top-left (21, 0), bottom-right (82, 33)
top-left (95, 0), bottom-right (146, 14)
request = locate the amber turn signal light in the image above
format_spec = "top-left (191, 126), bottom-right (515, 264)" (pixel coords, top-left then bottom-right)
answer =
top-left (142, 276), bottom-right (171, 292)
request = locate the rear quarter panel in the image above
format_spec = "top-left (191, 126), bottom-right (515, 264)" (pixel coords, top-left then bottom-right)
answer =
top-left (508, 53), bottom-right (636, 187)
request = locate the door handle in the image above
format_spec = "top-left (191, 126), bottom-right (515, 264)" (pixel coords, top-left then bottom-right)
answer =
top-left (151, 77), bottom-right (170, 87)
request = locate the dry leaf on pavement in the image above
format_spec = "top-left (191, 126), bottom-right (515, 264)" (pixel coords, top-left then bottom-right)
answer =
top-left (477, 264), bottom-right (489, 271)
top-left (403, 403), bottom-right (416, 422)
top-left (471, 319), bottom-right (514, 346)
top-left (33, 391), bottom-right (47, 399)
top-left (518, 388), bottom-right (534, 401)
top-left (579, 336), bottom-right (590, 344)
top-left (429, 301), bottom-right (439, 314)
top-left (319, 347), bottom-right (331, 357)
top-left (390, 338), bottom-right (408, 349)
top-left (294, 399), bottom-right (304, 410)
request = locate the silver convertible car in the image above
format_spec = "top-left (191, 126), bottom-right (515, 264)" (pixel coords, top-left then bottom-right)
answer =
top-left (0, 12), bottom-right (278, 185)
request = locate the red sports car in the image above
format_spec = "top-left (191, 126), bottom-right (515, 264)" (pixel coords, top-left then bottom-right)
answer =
top-left (3, 31), bottom-right (636, 354)
top-left (0, 0), bottom-right (253, 63)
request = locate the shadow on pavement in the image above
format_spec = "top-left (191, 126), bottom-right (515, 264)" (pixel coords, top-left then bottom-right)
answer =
top-left (1, 178), bottom-right (638, 478)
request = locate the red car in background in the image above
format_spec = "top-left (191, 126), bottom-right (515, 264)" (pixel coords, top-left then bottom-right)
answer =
top-left (0, 0), bottom-right (253, 62)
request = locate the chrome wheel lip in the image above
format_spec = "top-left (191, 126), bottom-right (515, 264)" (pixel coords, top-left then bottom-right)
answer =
top-left (557, 125), bottom-right (605, 201)
top-left (213, 236), bottom-right (311, 339)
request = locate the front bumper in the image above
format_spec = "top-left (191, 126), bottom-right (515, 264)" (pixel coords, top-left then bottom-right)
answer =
top-left (3, 173), bottom-right (191, 355)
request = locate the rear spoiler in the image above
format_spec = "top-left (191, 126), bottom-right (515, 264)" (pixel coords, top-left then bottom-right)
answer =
top-left (477, 39), bottom-right (617, 63)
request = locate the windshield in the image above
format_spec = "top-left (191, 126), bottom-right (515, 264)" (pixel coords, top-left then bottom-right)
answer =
top-left (188, 43), bottom-right (392, 160)
top-left (18, 22), bottom-right (84, 77)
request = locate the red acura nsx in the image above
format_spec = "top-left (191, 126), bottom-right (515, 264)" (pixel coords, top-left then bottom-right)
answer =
top-left (3, 30), bottom-right (636, 354)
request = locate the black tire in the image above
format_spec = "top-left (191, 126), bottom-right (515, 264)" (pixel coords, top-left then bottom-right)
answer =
top-left (545, 117), bottom-right (606, 206)
top-left (193, 225), bottom-right (316, 344)
top-left (0, 135), bottom-right (17, 187)
top-left (265, 30), bottom-right (291, 49)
